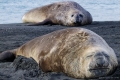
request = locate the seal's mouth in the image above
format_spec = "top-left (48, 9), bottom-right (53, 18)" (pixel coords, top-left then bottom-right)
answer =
top-left (89, 68), bottom-right (109, 77)
top-left (89, 67), bottom-right (109, 71)
top-left (73, 22), bottom-right (82, 26)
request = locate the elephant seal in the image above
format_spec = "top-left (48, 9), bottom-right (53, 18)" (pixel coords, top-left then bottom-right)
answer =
top-left (22, 1), bottom-right (92, 26)
top-left (0, 28), bottom-right (118, 78)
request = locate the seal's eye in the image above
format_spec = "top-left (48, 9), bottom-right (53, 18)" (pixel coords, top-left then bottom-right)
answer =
top-left (79, 14), bottom-right (83, 17)
top-left (104, 53), bottom-right (109, 58)
top-left (86, 55), bottom-right (93, 59)
top-left (71, 14), bottom-right (74, 17)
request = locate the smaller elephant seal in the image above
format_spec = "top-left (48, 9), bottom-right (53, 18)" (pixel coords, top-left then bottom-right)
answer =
top-left (0, 28), bottom-right (118, 78)
top-left (22, 1), bottom-right (92, 26)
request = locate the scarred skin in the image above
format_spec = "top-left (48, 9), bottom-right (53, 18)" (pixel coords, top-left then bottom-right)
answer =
top-left (0, 28), bottom-right (118, 78)
top-left (22, 1), bottom-right (92, 26)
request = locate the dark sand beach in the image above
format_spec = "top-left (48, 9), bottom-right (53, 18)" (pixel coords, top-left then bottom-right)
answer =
top-left (0, 21), bottom-right (120, 80)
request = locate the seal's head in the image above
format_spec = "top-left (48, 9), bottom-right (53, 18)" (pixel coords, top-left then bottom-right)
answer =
top-left (65, 10), bottom-right (84, 26)
top-left (61, 30), bottom-right (118, 78)
top-left (81, 47), bottom-right (118, 78)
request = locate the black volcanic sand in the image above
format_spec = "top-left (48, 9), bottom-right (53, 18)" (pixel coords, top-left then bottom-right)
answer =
top-left (0, 21), bottom-right (120, 80)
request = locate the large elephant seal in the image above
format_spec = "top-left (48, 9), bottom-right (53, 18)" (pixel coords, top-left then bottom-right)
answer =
top-left (22, 1), bottom-right (92, 26)
top-left (0, 28), bottom-right (118, 78)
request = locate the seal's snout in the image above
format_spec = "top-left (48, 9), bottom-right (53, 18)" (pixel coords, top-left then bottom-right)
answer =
top-left (88, 52), bottom-right (111, 77)
top-left (71, 13), bottom-right (83, 24)
top-left (76, 14), bottom-right (83, 23)
top-left (96, 57), bottom-right (105, 67)
top-left (94, 52), bottom-right (109, 68)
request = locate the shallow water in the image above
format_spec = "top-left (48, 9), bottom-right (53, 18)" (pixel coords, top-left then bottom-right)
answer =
top-left (0, 0), bottom-right (120, 24)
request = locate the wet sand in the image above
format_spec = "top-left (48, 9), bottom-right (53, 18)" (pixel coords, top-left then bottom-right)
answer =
top-left (0, 21), bottom-right (120, 80)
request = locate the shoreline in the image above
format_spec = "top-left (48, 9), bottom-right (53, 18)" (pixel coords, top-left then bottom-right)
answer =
top-left (0, 21), bottom-right (120, 80)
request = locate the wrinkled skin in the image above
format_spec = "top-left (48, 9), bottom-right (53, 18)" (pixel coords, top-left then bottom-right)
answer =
top-left (22, 1), bottom-right (92, 26)
top-left (0, 28), bottom-right (118, 78)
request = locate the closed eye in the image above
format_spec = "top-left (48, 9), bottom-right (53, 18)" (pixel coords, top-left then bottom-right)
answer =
top-left (104, 54), bottom-right (109, 58)
top-left (86, 55), bottom-right (93, 59)
top-left (71, 14), bottom-right (74, 17)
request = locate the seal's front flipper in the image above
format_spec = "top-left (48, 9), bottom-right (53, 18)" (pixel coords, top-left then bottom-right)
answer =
top-left (26, 19), bottom-right (53, 26)
top-left (0, 49), bottom-right (16, 62)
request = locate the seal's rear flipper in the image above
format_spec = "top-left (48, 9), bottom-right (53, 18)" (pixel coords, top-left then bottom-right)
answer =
top-left (26, 19), bottom-right (53, 26)
top-left (0, 50), bottom-right (16, 62)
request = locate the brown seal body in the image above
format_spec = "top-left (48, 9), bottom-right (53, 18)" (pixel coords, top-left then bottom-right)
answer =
top-left (22, 1), bottom-right (92, 26)
top-left (0, 28), bottom-right (118, 78)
